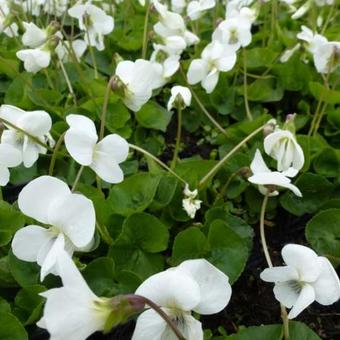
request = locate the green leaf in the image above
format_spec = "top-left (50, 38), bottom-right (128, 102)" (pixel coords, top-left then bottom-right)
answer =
top-left (172, 227), bottom-right (209, 264)
top-left (0, 201), bottom-right (25, 247)
top-left (105, 100), bottom-right (131, 132)
top-left (313, 148), bottom-right (340, 178)
top-left (246, 78), bottom-right (284, 102)
top-left (245, 48), bottom-right (278, 69)
top-left (150, 175), bottom-right (178, 210)
top-left (0, 312), bottom-right (28, 340)
top-left (289, 321), bottom-right (321, 339)
top-left (280, 173), bottom-right (333, 216)
top-left (14, 285), bottom-right (46, 325)
top-left (306, 209), bottom-right (340, 261)
top-left (309, 82), bottom-right (340, 104)
top-left (108, 172), bottom-right (161, 216)
top-left (0, 256), bottom-right (17, 288)
top-left (208, 220), bottom-right (249, 283)
top-left (0, 55), bottom-right (19, 78)
top-left (8, 250), bottom-right (39, 287)
top-left (225, 324), bottom-right (282, 339)
top-left (83, 257), bottom-right (115, 296)
top-left (0, 297), bottom-right (11, 313)
top-left (109, 213), bottom-right (169, 280)
top-left (136, 101), bottom-right (173, 131)
top-left (4, 73), bottom-right (33, 109)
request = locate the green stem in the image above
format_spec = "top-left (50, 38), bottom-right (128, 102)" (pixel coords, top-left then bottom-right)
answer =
top-left (0, 117), bottom-right (52, 151)
top-left (85, 29), bottom-right (98, 79)
top-left (171, 106), bottom-right (182, 170)
top-left (59, 60), bottom-right (77, 105)
top-left (99, 77), bottom-right (113, 141)
top-left (96, 222), bottom-right (113, 246)
top-left (243, 49), bottom-right (253, 121)
top-left (135, 295), bottom-right (186, 340)
top-left (142, 1), bottom-right (151, 59)
top-left (49, 132), bottom-right (66, 176)
top-left (44, 69), bottom-right (55, 90)
top-left (129, 143), bottom-right (187, 185)
top-left (72, 165), bottom-right (84, 192)
top-left (198, 123), bottom-right (268, 187)
top-left (260, 194), bottom-right (290, 340)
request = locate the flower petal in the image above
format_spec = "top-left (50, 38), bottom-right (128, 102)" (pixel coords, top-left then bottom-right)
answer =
top-left (11, 225), bottom-right (53, 262)
top-left (288, 284), bottom-right (315, 319)
top-left (260, 266), bottom-right (299, 283)
top-left (96, 134), bottom-right (129, 164)
top-left (18, 176), bottom-right (70, 224)
top-left (312, 257), bottom-right (340, 305)
top-left (177, 259), bottom-right (232, 314)
top-left (0, 104), bottom-right (25, 125)
top-left (282, 244), bottom-right (322, 282)
top-left (135, 269), bottom-right (201, 311)
top-left (187, 59), bottom-right (208, 85)
top-left (273, 282), bottom-right (299, 309)
top-left (48, 193), bottom-right (95, 248)
top-left (0, 143), bottom-right (22, 167)
top-left (250, 149), bottom-right (271, 174)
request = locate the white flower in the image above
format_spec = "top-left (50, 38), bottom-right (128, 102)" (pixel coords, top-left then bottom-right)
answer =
top-left (38, 250), bottom-right (112, 339)
top-left (297, 26), bottom-right (327, 54)
top-left (171, 0), bottom-right (187, 13)
top-left (115, 59), bottom-right (163, 112)
top-left (65, 114), bottom-right (129, 183)
top-left (11, 176), bottom-right (96, 280)
top-left (212, 9), bottom-right (253, 52)
top-left (248, 149), bottom-right (302, 197)
top-left (56, 39), bottom-right (87, 62)
top-left (43, 0), bottom-right (69, 16)
top-left (313, 41), bottom-right (340, 74)
top-left (0, 104), bottom-right (53, 167)
top-left (16, 48), bottom-right (51, 73)
top-left (153, 0), bottom-right (199, 48)
top-left (21, 22), bottom-right (47, 48)
top-left (264, 128), bottom-right (304, 177)
top-left (261, 244), bottom-right (340, 319)
top-left (0, 143), bottom-right (22, 186)
top-left (167, 86), bottom-right (192, 111)
top-left (187, 41), bottom-right (236, 93)
top-left (187, 0), bottom-right (216, 20)
top-left (182, 184), bottom-right (202, 218)
top-left (133, 259), bottom-right (232, 340)
top-left (68, 1), bottom-right (114, 51)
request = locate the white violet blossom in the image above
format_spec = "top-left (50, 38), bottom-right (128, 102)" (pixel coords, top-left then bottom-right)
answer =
top-left (11, 176), bottom-right (96, 280)
top-left (167, 85), bottom-right (192, 111)
top-left (261, 244), bottom-right (340, 319)
top-left (182, 184), bottom-right (202, 218)
top-left (0, 143), bottom-right (22, 186)
top-left (65, 114), bottom-right (129, 184)
top-left (132, 259), bottom-right (232, 340)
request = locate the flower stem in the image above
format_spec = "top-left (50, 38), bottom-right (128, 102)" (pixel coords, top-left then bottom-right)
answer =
top-left (72, 165), bottom-right (84, 192)
top-left (59, 60), bottom-right (77, 105)
top-left (85, 28), bottom-right (98, 79)
top-left (171, 106), bottom-right (182, 170)
top-left (129, 143), bottom-right (187, 185)
top-left (49, 132), bottom-right (66, 176)
top-left (260, 194), bottom-right (290, 340)
top-left (96, 222), bottom-right (113, 246)
top-left (99, 77), bottom-right (114, 141)
top-left (198, 123), bottom-right (267, 188)
top-left (0, 117), bottom-right (52, 151)
top-left (142, 1), bottom-right (151, 59)
top-left (243, 49), bottom-right (253, 121)
top-left (135, 295), bottom-right (186, 340)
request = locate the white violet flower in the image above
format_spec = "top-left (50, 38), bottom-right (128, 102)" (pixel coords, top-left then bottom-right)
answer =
top-left (132, 259), bottom-right (232, 340)
top-left (167, 85), bottom-right (192, 111)
top-left (0, 143), bottom-right (22, 186)
top-left (11, 176), bottom-right (96, 280)
top-left (261, 244), bottom-right (340, 319)
top-left (0, 104), bottom-right (54, 168)
top-left (248, 149), bottom-right (302, 197)
top-left (182, 184), bottom-right (202, 218)
top-left (65, 114), bottom-right (129, 184)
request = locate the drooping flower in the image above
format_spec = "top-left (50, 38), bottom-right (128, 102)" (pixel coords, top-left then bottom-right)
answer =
top-left (260, 244), bottom-right (340, 319)
top-left (264, 128), bottom-right (304, 177)
top-left (0, 104), bottom-right (54, 168)
top-left (64, 114), bottom-right (129, 183)
top-left (132, 259), bottom-right (232, 340)
top-left (115, 59), bottom-right (163, 112)
top-left (182, 184), bottom-right (202, 218)
top-left (0, 143), bottom-right (22, 186)
top-left (38, 250), bottom-right (112, 339)
top-left (55, 39), bottom-right (87, 62)
top-left (68, 1), bottom-right (114, 51)
top-left (167, 86), bottom-right (192, 111)
top-left (248, 149), bottom-right (302, 197)
top-left (187, 41), bottom-right (236, 93)
top-left (0, 1), bottom-right (19, 37)
top-left (11, 176), bottom-right (96, 280)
